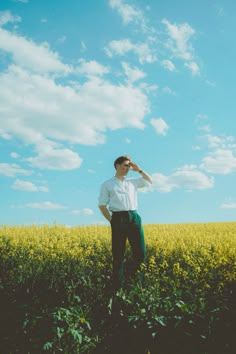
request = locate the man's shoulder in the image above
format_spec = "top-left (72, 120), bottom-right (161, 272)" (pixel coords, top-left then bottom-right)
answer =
top-left (101, 177), bottom-right (115, 186)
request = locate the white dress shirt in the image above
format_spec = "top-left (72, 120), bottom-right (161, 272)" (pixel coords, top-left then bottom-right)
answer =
top-left (98, 176), bottom-right (147, 212)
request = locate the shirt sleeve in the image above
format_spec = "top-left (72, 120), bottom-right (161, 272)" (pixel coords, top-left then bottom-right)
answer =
top-left (131, 177), bottom-right (149, 189)
top-left (98, 182), bottom-right (109, 206)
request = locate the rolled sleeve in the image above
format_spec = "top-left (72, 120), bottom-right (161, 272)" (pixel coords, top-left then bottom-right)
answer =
top-left (133, 177), bottom-right (148, 189)
top-left (98, 183), bottom-right (109, 206)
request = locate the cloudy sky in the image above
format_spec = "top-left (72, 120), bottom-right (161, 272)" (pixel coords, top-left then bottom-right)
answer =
top-left (0, 0), bottom-right (236, 226)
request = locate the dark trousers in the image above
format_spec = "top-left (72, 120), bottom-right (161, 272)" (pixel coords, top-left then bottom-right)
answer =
top-left (110, 210), bottom-right (146, 291)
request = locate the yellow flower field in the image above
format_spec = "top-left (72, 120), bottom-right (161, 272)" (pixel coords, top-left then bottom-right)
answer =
top-left (1, 222), bottom-right (235, 259)
top-left (0, 222), bottom-right (235, 292)
top-left (0, 222), bottom-right (235, 354)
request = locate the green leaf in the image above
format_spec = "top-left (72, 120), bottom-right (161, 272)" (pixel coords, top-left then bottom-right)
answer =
top-left (154, 316), bottom-right (167, 327)
top-left (43, 342), bottom-right (53, 350)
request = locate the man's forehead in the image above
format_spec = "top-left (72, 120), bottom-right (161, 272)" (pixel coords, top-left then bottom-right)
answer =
top-left (121, 160), bottom-right (130, 164)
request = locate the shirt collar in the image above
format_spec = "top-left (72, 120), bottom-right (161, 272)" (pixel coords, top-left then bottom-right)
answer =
top-left (113, 175), bottom-right (126, 182)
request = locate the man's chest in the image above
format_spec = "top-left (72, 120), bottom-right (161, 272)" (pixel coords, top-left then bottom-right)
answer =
top-left (109, 181), bottom-right (135, 196)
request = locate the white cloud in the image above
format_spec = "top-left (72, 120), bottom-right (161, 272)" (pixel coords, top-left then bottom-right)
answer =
top-left (0, 65), bottom-right (149, 148)
top-left (0, 10), bottom-right (21, 26)
top-left (105, 38), bottom-right (157, 64)
top-left (11, 152), bottom-right (20, 158)
top-left (72, 208), bottom-right (94, 215)
top-left (184, 61), bottom-right (200, 76)
top-left (0, 27), bottom-right (70, 74)
top-left (0, 163), bottom-right (32, 177)
top-left (150, 118), bottom-right (169, 136)
top-left (0, 11), bottom-right (150, 172)
top-left (196, 113), bottom-right (208, 122)
top-left (0, 129), bottom-right (11, 139)
top-left (139, 82), bottom-right (158, 93)
top-left (26, 141), bottom-right (83, 170)
top-left (198, 134), bottom-right (236, 175)
top-left (151, 165), bottom-right (214, 192)
top-left (23, 201), bottom-right (65, 210)
top-left (204, 134), bottom-right (235, 149)
top-left (105, 38), bottom-right (133, 56)
top-left (108, 0), bottom-right (156, 35)
top-left (162, 86), bottom-right (176, 95)
top-left (162, 19), bottom-right (195, 61)
top-left (76, 59), bottom-right (110, 77)
top-left (122, 62), bottom-right (146, 83)
top-left (220, 201), bottom-right (236, 209)
top-left (133, 42), bottom-right (157, 64)
top-left (12, 179), bottom-right (48, 192)
top-left (162, 19), bottom-right (200, 76)
top-left (201, 149), bottom-right (236, 174)
top-left (170, 165), bottom-right (214, 191)
top-left (108, 0), bottom-right (146, 28)
top-left (206, 135), bottom-right (223, 148)
top-left (192, 145), bottom-right (201, 151)
top-left (151, 173), bottom-right (174, 192)
top-left (161, 59), bottom-right (176, 72)
top-left (198, 125), bottom-right (211, 132)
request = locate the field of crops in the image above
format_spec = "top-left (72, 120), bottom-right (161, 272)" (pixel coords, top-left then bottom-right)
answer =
top-left (0, 222), bottom-right (235, 354)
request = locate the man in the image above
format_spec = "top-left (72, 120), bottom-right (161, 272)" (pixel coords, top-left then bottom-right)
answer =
top-left (98, 155), bottom-right (152, 291)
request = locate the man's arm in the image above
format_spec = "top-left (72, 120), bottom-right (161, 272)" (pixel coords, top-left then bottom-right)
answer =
top-left (99, 205), bottom-right (112, 222)
top-left (129, 161), bottom-right (152, 184)
top-left (98, 182), bottom-right (112, 222)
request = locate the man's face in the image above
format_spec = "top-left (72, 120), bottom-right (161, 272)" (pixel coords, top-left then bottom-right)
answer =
top-left (116, 160), bottom-right (130, 176)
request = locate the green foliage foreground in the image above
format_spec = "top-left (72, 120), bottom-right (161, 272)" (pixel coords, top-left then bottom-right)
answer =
top-left (0, 223), bottom-right (235, 354)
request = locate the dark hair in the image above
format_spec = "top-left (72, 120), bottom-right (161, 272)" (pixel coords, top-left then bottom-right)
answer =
top-left (114, 155), bottom-right (131, 169)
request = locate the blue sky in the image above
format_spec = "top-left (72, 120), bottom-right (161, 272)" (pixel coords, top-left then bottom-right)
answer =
top-left (0, 0), bottom-right (236, 226)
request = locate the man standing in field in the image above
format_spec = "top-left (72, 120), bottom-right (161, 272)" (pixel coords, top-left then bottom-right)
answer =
top-left (98, 155), bottom-right (152, 292)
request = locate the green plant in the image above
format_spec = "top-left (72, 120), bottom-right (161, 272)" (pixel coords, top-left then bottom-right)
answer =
top-left (43, 296), bottom-right (98, 354)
